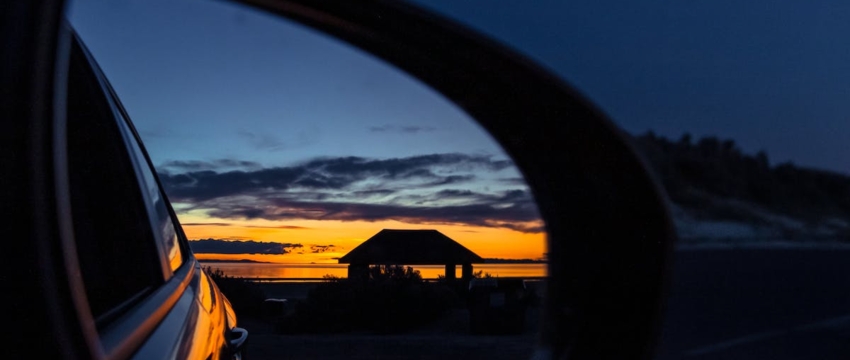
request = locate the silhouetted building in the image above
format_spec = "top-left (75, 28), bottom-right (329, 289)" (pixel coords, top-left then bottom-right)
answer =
top-left (338, 229), bottom-right (484, 282)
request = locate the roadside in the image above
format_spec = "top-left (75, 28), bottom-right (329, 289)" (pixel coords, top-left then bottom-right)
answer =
top-left (241, 305), bottom-right (541, 360)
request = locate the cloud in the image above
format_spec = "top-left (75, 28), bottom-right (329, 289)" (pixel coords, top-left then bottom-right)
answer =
top-left (158, 153), bottom-right (513, 202)
top-left (159, 153), bottom-right (542, 233)
top-left (368, 124), bottom-right (436, 133)
top-left (160, 159), bottom-right (262, 173)
top-left (498, 177), bottom-right (528, 185)
top-left (310, 244), bottom-right (338, 253)
top-left (238, 131), bottom-right (287, 151)
top-left (188, 238), bottom-right (303, 254)
top-left (433, 189), bottom-right (480, 199)
top-left (424, 174), bottom-right (476, 186)
top-left (187, 239), bottom-right (342, 255)
top-left (351, 189), bottom-right (396, 198)
top-left (244, 225), bottom-right (310, 229)
top-left (199, 190), bottom-right (543, 233)
top-left (182, 222), bottom-right (310, 230)
top-left (239, 128), bottom-right (319, 152)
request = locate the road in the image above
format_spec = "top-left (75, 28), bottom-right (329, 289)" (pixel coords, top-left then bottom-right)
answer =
top-left (244, 247), bottom-right (850, 359)
top-left (656, 248), bottom-right (850, 359)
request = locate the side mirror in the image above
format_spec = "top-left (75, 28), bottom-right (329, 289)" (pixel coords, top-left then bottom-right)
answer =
top-left (236, 1), bottom-right (676, 359)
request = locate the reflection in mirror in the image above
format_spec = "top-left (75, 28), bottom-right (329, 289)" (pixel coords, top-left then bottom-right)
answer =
top-left (70, 0), bottom-right (546, 356)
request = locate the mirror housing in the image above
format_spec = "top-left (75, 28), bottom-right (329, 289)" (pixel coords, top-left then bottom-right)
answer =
top-left (236, 1), bottom-right (677, 359)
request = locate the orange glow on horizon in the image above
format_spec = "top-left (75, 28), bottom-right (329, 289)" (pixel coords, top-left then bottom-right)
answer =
top-left (180, 215), bottom-right (545, 264)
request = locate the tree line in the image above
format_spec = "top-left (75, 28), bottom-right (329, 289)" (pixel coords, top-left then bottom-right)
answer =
top-left (631, 132), bottom-right (850, 227)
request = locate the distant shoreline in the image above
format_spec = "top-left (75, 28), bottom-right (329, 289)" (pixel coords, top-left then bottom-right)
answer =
top-left (198, 258), bottom-right (546, 264)
top-left (483, 258), bottom-right (546, 264)
top-left (199, 259), bottom-right (270, 264)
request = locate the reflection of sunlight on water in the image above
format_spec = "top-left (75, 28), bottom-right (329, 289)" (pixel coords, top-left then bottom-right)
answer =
top-left (200, 262), bottom-right (546, 279)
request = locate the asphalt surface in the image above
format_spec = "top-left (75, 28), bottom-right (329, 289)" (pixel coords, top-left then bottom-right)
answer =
top-left (656, 248), bottom-right (850, 359)
top-left (244, 307), bottom-right (540, 360)
top-left (245, 248), bottom-right (850, 359)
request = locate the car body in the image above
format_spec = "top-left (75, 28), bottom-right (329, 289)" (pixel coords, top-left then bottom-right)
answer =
top-left (2, 0), bottom-right (673, 359)
top-left (1, 20), bottom-right (247, 359)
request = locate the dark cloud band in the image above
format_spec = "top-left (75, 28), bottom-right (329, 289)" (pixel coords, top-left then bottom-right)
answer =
top-left (189, 238), bottom-right (303, 254)
top-left (159, 153), bottom-right (542, 233)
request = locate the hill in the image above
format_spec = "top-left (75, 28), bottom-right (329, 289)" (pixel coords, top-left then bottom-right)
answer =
top-left (631, 132), bottom-right (850, 243)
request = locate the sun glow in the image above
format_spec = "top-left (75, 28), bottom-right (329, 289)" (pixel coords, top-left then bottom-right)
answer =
top-left (181, 214), bottom-right (545, 264)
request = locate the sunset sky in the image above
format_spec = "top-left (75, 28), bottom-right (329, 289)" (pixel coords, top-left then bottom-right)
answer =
top-left (68, 0), bottom-right (546, 263)
top-left (69, 0), bottom-right (850, 263)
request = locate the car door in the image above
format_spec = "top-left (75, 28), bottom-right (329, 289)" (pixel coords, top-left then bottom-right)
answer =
top-left (65, 27), bottom-right (245, 359)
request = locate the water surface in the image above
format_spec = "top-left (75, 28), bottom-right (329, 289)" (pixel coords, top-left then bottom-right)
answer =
top-left (202, 262), bottom-right (546, 279)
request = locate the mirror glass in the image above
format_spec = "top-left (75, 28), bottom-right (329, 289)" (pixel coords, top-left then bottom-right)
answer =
top-left (69, 0), bottom-right (546, 355)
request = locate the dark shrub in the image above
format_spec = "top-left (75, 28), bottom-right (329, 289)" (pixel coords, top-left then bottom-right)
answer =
top-left (279, 265), bottom-right (459, 334)
top-left (204, 266), bottom-right (266, 318)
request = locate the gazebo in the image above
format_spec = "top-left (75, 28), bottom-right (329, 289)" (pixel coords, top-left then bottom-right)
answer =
top-left (338, 229), bottom-right (484, 281)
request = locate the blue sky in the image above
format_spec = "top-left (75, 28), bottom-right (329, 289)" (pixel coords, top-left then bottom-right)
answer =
top-left (67, 0), bottom-right (546, 259)
top-left (68, 0), bottom-right (507, 167)
top-left (413, 0), bottom-right (850, 175)
top-left (66, 0), bottom-right (848, 258)
top-left (69, 0), bottom-right (850, 175)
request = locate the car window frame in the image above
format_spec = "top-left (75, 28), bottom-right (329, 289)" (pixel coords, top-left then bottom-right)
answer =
top-left (67, 30), bottom-right (199, 359)
top-left (75, 37), bottom-right (186, 280)
top-left (109, 76), bottom-right (188, 276)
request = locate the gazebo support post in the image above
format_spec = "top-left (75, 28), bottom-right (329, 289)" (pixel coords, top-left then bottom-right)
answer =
top-left (462, 263), bottom-right (473, 282)
top-left (348, 263), bottom-right (368, 280)
top-left (445, 263), bottom-right (456, 281)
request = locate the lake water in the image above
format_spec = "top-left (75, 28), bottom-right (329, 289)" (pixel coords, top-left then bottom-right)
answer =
top-left (201, 262), bottom-right (546, 280)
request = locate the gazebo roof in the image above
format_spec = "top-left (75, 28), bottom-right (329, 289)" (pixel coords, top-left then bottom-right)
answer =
top-left (338, 229), bottom-right (484, 265)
